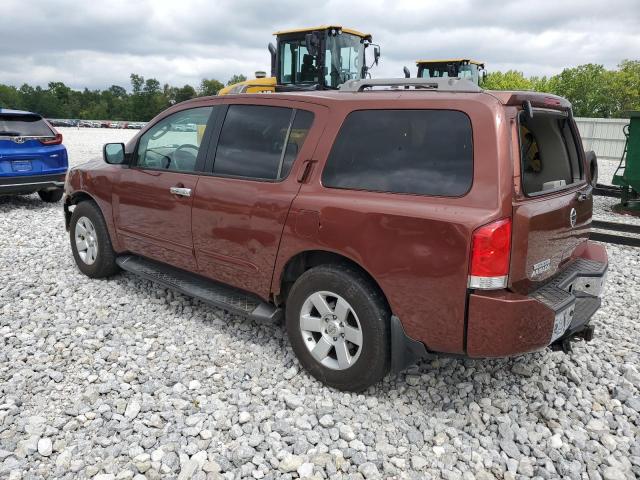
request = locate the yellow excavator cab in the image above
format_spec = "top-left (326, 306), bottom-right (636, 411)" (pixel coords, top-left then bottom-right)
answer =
top-left (403, 59), bottom-right (486, 85)
top-left (219, 25), bottom-right (379, 95)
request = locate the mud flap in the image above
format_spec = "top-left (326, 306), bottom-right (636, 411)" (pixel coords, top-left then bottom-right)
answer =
top-left (390, 315), bottom-right (429, 373)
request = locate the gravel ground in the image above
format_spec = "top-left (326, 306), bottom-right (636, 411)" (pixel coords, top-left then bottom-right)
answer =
top-left (0, 128), bottom-right (639, 480)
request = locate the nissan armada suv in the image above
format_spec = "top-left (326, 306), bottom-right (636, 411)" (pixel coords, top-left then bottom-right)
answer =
top-left (63, 78), bottom-right (608, 391)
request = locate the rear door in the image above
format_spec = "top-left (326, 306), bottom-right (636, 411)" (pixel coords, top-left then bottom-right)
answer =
top-left (191, 100), bottom-right (326, 299)
top-left (0, 113), bottom-right (67, 178)
top-left (113, 106), bottom-right (216, 272)
top-left (510, 108), bottom-right (592, 289)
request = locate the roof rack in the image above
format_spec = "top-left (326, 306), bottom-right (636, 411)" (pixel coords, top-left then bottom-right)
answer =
top-left (338, 77), bottom-right (482, 93)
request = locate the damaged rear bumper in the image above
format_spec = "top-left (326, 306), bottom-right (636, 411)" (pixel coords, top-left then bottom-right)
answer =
top-left (466, 241), bottom-right (608, 357)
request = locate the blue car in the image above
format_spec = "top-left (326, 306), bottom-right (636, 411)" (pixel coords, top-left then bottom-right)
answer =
top-left (0, 108), bottom-right (68, 202)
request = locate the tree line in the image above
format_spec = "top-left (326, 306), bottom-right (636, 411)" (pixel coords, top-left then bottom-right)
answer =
top-left (0, 60), bottom-right (638, 121)
top-left (482, 60), bottom-right (639, 118)
top-left (0, 74), bottom-right (247, 122)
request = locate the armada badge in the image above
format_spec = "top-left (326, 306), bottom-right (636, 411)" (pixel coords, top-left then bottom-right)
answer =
top-left (569, 208), bottom-right (577, 228)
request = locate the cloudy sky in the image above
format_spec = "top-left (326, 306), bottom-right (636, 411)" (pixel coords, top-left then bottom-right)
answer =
top-left (3, 0), bottom-right (639, 90)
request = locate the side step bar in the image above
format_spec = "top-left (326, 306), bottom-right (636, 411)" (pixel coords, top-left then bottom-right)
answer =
top-left (116, 255), bottom-right (282, 322)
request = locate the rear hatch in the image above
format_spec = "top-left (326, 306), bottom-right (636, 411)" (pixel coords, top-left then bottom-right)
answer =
top-left (0, 112), bottom-right (67, 177)
top-left (507, 96), bottom-right (592, 291)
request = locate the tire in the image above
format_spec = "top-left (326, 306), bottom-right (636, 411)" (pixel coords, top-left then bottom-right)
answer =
top-left (586, 150), bottom-right (598, 187)
top-left (38, 188), bottom-right (64, 203)
top-left (285, 264), bottom-right (390, 391)
top-left (69, 201), bottom-right (119, 278)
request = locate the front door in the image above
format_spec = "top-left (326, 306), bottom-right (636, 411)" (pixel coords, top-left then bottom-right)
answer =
top-left (192, 101), bottom-right (325, 298)
top-left (113, 106), bottom-right (215, 271)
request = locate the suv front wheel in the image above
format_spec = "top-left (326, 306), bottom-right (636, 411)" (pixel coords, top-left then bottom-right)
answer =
top-left (69, 201), bottom-right (119, 278)
top-left (285, 264), bottom-right (390, 391)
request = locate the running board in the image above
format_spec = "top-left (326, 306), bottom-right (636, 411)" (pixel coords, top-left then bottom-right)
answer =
top-left (116, 255), bottom-right (282, 322)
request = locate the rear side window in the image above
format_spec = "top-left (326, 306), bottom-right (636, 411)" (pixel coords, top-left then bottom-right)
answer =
top-left (0, 114), bottom-right (54, 137)
top-left (322, 110), bottom-right (473, 196)
top-left (280, 110), bottom-right (314, 178)
top-left (213, 105), bottom-right (314, 180)
top-left (519, 112), bottom-right (583, 195)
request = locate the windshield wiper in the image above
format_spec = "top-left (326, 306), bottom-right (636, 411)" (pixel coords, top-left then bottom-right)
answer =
top-left (0, 131), bottom-right (22, 136)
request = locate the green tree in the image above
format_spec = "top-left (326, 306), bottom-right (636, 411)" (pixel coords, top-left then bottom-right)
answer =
top-left (130, 74), bottom-right (144, 94)
top-left (0, 84), bottom-right (22, 110)
top-left (550, 64), bottom-right (616, 117)
top-left (199, 78), bottom-right (224, 96)
top-left (482, 70), bottom-right (533, 90)
top-left (611, 60), bottom-right (640, 116)
top-left (174, 85), bottom-right (197, 103)
top-left (226, 74), bottom-right (247, 86)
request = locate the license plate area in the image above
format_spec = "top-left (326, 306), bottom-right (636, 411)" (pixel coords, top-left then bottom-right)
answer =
top-left (551, 303), bottom-right (575, 342)
top-left (11, 160), bottom-right (32, 172)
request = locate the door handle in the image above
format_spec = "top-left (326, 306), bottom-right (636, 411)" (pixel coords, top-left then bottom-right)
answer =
top-left (170, 186), bottom-right (192, 197)
top-left (297, 160), bottom-right (316, 183)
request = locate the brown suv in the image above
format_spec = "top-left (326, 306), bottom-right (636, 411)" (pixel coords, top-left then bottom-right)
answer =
top-left (64, 78), bottom-right (608, 391)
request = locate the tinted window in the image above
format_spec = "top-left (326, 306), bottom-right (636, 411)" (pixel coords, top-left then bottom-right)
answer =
top-left (323, 110), bottom-right (473, 196)
top-left (214, 105), bottom-right (313, 180)
top-left (280, 110), bottom-right (314, 178)
top-left (137, 107), bottom-right (213, 172)
top-left (0, 114), bottom-right (53, 137)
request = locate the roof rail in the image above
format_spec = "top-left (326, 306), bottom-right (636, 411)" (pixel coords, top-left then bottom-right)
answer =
top-left (338, 77), bottom-right (482, 93)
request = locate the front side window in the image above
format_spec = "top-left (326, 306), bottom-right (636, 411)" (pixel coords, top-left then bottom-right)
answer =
top-left (213, 105), bottom-right (314, 180)
top-left (323, 110), bottom-right (473, 197)
top-left (325, 33), bottom-right (365, 88)
top-left (136, 107), bottom-right (213, 172)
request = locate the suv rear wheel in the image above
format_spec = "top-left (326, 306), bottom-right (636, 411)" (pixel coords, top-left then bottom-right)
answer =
top-left (69, 201), bottom-right (119, 278)
top-left (285, 264), bottom-right (390, 391)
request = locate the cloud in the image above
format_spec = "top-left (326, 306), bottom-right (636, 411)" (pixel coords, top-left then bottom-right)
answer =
top-left (2, 0), bottom-right (639, 89)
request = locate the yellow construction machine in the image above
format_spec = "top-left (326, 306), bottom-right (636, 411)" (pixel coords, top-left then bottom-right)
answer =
top-left (219, 25), bottom-right (380, 95)
top-left (403, 59), bottom-right (485, 85)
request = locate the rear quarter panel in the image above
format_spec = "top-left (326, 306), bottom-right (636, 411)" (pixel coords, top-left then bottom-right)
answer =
top-left (273, 94), bottom-right (514, 354)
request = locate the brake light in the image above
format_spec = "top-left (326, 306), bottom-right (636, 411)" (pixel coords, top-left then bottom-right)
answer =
top-left (468, 218), bottom-right (512, 289)
top-left (39, 133), bottom-right (63, 145)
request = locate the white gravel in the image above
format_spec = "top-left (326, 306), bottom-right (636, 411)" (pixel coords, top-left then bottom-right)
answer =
top-left (1, 128), bottom-right (639, 479)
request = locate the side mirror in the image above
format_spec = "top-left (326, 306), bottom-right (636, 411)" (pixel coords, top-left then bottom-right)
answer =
top-left (373, 45), bottom-right (381, 65)
top-left (403, 66), bottom-right (411, 78)
top-left (103, 143), bottom-right (127, 165)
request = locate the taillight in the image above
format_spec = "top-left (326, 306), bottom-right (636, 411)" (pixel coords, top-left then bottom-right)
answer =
top-left (39, 133), bottom-right (63, 145)
top-left (468, 218), bottom-right (512, 289)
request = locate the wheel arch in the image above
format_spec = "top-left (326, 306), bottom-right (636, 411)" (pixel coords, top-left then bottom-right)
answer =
top-left (276, 249), bottom-right (390, 311)
top-left (63, 189), bottom-right (123, 252)
top-left (64, 190), bottom-right (100, 230)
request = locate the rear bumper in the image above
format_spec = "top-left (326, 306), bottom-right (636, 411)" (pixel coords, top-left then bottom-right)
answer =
top-left (0, 172), bottom-right (66, 195)
top-left (466, 241), bottom-right (608, 357)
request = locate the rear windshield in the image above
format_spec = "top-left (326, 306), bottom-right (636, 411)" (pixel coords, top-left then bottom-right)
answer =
top-left (322, 109), bottom-right (473, 197)
top-left (0, 114), bottom-right (54, 137)
top-left (519, 111), bottom-right (583, 195)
